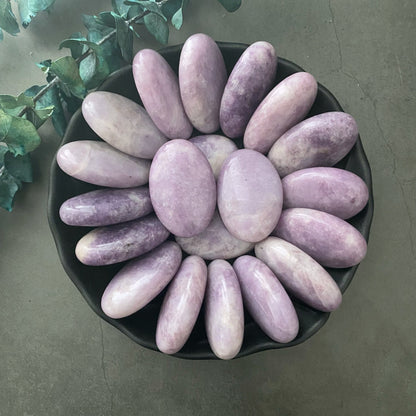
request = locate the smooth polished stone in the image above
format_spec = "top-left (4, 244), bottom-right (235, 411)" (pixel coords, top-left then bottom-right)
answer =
top-left (217, 149), bottom-right (283, 243)
top-left (255, 237), bottom-right (342, 312)
top-left (56, 140), bottom-right (150, 188)
top-left (273, 208), bottom-right (367, 268)
top-left (175, 210), bottom-right (254, 260)
top-left (244, 72), bottom-right (317, 153)
top-left (220, 41), bottom-right (277, 138)
top-left (133, 49), bottom-right (193, 139)
top-left (189, 135), bottom-right (237, 179)
top-left (233, 255), bottom-right (299, 343)
top-left (179, 33), bottom-right (227, 133)
top-left (156, 256), bottom-right (207, 355)
top-left (82, 91), bottom-right (167, 159)
top-left (205, 259), bottom-right (244, 360)
top-left (282, 167), bottom-right (369, 219)
top-left (75, 214), bottom-right (170, 266)
top-left (149, 139), bottom-right (216, 237)
top-left (59, 186), bottom-right (152, 227)
top-left (268, 112), bottom-right (358, 177)
top-left (101, 242), bottom-right (182, 319)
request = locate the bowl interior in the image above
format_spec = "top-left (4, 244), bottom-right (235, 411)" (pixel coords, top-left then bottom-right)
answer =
top-left (47, 42), bottom-right (374, 359)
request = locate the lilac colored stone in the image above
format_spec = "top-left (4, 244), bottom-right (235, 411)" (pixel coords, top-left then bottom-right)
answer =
top-left (56, 140), bottom-right (150, 188)
top-left (273, 208), bottom-right (367, 268)
top-left (189, 135), bottom-right (237, 179)
top-left (233, 255), bottom-right (299, 343)
top-left (205, 259), bottom-right (244, 360)
top-left (82, 91), bottom-right (167, 159)
top-left (156, 256), bottom-right (207, 354)
top-left (75, 214), bottom-right (170, 266)
top-left (217, 149), bottom-right (283, 243)
top-left (101, 241), bottom-right (182, 319)
top-left (255, 237), bottom-right (342, 312)
top-left (268, 112), bottom-right (359, 177)
top-left (282, 167), bottom-right (369, 219)
top-left (59, 186), bottom-right (153, 227)
top-left (179, 33), bottom-right (227, 133)
top-left (149, 140), bottom-right (216, 237)
top-left (244, 72), bottom-right (317, 154)
top-left (133, 49), bottom-right (193, 139)
top-left (220, 41), bottom-right (277, 138)
top-left (175, 210), bottom-right (254, 260)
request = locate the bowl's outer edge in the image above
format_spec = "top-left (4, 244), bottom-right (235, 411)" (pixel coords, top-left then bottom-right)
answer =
top-left (47, 42), bottom-right (374, 360)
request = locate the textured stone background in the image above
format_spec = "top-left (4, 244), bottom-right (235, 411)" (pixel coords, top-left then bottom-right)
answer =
top-left (0, 1), bottom-right (415, 415)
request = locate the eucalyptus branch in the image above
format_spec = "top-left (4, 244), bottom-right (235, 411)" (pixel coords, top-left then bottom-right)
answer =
top-left (0, 0), bottom-right (242, 211)
top-left (16, 11), bottom-right (150, 119)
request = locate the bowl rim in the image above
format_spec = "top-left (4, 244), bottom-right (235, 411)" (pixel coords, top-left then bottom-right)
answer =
top-left (47, 41), bottom-right (374, 360)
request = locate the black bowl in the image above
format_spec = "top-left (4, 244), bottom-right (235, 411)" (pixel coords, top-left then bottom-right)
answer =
top-left (47, 42), bottom-right (374, 359)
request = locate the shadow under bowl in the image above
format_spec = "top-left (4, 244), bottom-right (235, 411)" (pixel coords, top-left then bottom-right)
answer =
top-left (47, 42), bottom-right (374, 360)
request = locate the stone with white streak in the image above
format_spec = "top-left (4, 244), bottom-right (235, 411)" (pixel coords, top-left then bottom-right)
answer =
top-left (205, 259), bottom-right (244, 360)
top-left (217, 149), bottom-right (283, 243)
top-left (133, 49), bottom-right (193, 139)
top-left (101, 242), bottom-right (182, 319)
top-left (82, 91), bottom-right (167, 159)
top-left (57, 140), bottom-right (150, 188)
top-left (156, 256), bottom-right (207, 354)
top-left (179, 33), bottom-right (227, 133)
top-left (255, 237), bottom-right (342, 312)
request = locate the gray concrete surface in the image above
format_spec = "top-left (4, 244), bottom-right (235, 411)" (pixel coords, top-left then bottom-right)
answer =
top-left (1, 1), bottom-right (415, 415)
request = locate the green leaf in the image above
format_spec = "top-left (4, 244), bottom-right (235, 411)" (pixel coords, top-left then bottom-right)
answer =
top-left (16, 0), bottom-right (56, 28)
top-left (0, 28), bottom-right (3, 40)
top-left (144, 12), bottom-right (168, 44)
top-left (25, 85), bottom-right (67, 137)
top-left (160, 0), bottom-right (181, 20)
top-left (112, 0), bottom-right (130, 17)
top-left (0, 109), bottom-right (41, 156)
top-left (127, 4), bottom-right (143, 20)
top-left (50, 56), bottom-right (87, 99)
top-left (26, 105), bottom-right (54, 129)
top-left (79, 50), bottom-right (110, 89)
top-left (83, 14), bottom-right (113, 42)
top-left (95, 11), bottom-right (116, 28)
top-left (0, 0), bottom-right (20, 35)
top-left (171, 6), bottom-right (183, 29)
top-left (0, 93), bottom-right (33, 117)
top-left (217, 0), bottom-right (241, 12)
top-left (4, 152), bottom-right (32, 182)
top-left (59, 32), bottom-right (87, 59)
top-left (0, 167), bottom-right (20, 211)
top-left (113, 12), bottom-right (133, 62)
top-left (125, 1), bottom-right (166, 20)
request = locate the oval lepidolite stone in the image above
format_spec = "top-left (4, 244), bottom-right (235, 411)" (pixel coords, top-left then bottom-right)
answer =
top-left (82, 91), bottom-right (167, 159)
top-left (133, 49), bottom-right (193, 140)
top-left (220, 41), bottom-right (277, 138)
top-left (179, 33), bottom-right (227, 133)
top-left (175, 210), bottom-right (254, 260)
top-left (233, 255), bottom-right (299, 343)
top-left (268, 112), bottom-right (358, 177)
top-left (149, 140), bottom-right (216, 237)
top-left (189, 135), bottom-right (237, 179)
top-left (244, 72), bottom-right (317, 154)
top-left (217, 149), bottom-right (283, 243)
top-left (282, 167), bottom-right (369, 219)
top-left (60, 186), bottom-right (152, 227)
top-left (56, 140), bottom-right (150, 188)
top-left (273, 208), bottom-right (367, 268)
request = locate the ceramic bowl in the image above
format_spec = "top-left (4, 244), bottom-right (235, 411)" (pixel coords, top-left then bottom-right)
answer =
top-left (48, 42), bottom-right (374, 359)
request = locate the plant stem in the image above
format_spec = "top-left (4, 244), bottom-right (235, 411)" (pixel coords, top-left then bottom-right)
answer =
top-left (16, 10), bottom-right (151, 119)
